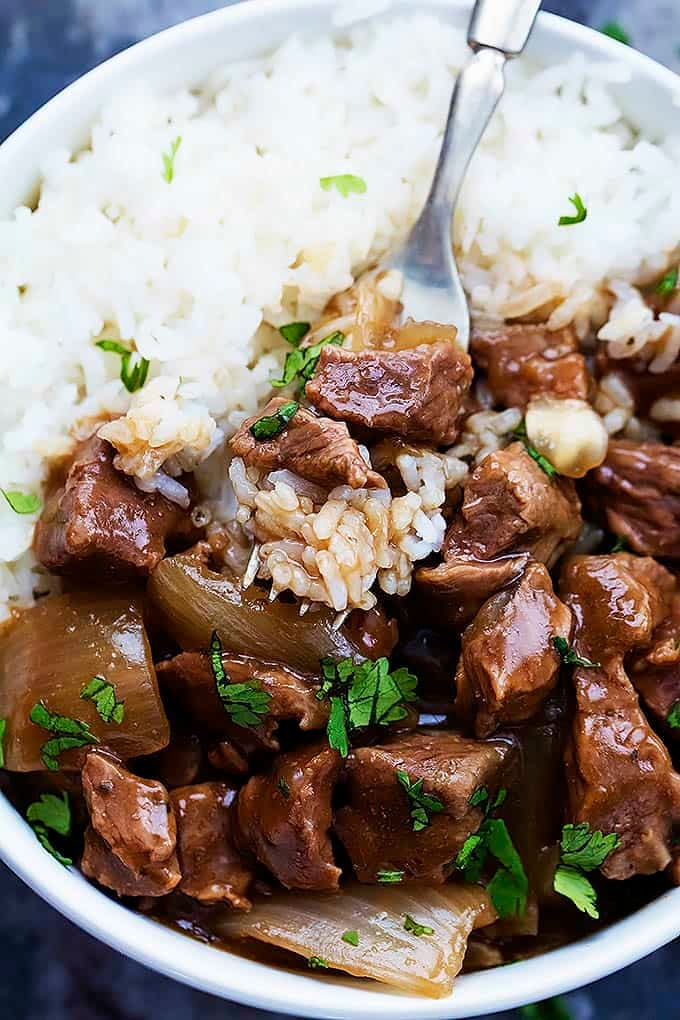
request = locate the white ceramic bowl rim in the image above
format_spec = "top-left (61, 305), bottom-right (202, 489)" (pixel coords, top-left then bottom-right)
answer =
top-left (1, 2), bottom-right (679, 1016)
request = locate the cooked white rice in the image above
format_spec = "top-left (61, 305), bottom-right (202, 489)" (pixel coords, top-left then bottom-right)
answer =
top-left (1, 12), bottom-right (680, 618)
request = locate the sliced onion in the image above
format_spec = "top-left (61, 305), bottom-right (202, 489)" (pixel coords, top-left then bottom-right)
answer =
top-left (215, 882), bottom-right (494, 998)
top-left (148, 554), bottom-right (363, 673)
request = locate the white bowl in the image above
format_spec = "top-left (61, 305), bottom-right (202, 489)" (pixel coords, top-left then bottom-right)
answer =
top-left (1, 2), bottom-right (679, 1016)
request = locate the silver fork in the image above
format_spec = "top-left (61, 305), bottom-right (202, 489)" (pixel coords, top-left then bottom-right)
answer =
top-left (380, 0), bottom-right (543, 349)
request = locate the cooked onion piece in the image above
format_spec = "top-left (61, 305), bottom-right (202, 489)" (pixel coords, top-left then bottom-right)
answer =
top-left (525, 396), bottom-right (608, 478)
top-left (0, 591), bottom-right (169, 771)
top-left (148, 554), bottom-right (363, 673)
top-left (216, 883), bottom-right (494, 998)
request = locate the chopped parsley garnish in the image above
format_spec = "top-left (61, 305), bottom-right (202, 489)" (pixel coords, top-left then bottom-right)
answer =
top-left (96, 339), bottom-right (150, 393)
top-left (271, 330), bottom-right (345, 390)
top-left (320, 174), bottom-right (367, 198)
top-left (308, 956), bottom-right (329, 969)
top-left (513, 421), bottom-right (558, 478)
top-left (667, 701), bottom-right (680, 729)
top-left (162, 135), bottom-right (182, 183)
top-left (29, 701), bottom-right (99, 772)
top-left (558, 193), bottom-right (588, 227)
top-left (279, 322), bottom-right (310, 346)
top-left (611, 535), bottom-right (628, 553)
top-left (316, 656), bottom-right (418, 758)
top-left (403, 915), bottom-right (434, 937)
top-left (455, 787), bottom-right (527, 919)
top-left (26, 791), bottom-right (73, 867)
top-left (277, 776), bottom-right (290, 798)
top-left (210, 631), bottom-right (271, 728)
top-left (396, 769), bottom-right (444, 832)
top-left (656, 267), bottom-right (679, 296)
top-left (520, 997), bottom-right (572, 1020)
top-left (341, 930), bottom-right (359, 946)
top-left (552, 822), bottom-right (620, 919)
top-left (376, 869), bottom-right (403, 884)
top-left (80, 676), bottom-right (125, 725)
top-left (600, 21), bottom-right (631, 46)
top-left (0, 718), bottom-right (5, 768)
top-left (250, 400), bottom-right (299, 441)
top-left (1, 489), bottom-right (41, 515)
top-left (553, 636), bottom-right (600, 669)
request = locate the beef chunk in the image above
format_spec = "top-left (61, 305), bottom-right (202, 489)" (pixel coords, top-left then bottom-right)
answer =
top-left (305, 340), bottom-right (473, 445)
top-left (34, 436), bottom-right (194, 579)
top-left (455, 562), bottom-right (572, 737)
top-left (629, 591), bottom-right (680, 737)
top-left (559, 554), bottom-right (680, 878)
top-left (471, 324), bottom-right (589, 410)
top-left (230, 397), bottom-right (384, 490)
top-left (81, 749), bottom-right (180, 897)
top-left (333, 730), bottom-right (512, 883)
top-left (418, 442), bottom-right (581, 626)
top-left (171, 782), bottom-right (254, 908)
top-left (586, 441), bottom-right (680, 559)
top-left (156, 652), bottom-right (328, 761)
top-left (237, 742), bottom-right (342, 891)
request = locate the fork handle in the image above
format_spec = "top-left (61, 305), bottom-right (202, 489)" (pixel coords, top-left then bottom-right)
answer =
top-left (424, 0), bottom-right (542, 215)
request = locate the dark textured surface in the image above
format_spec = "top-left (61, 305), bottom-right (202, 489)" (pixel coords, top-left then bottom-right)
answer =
top-left (1, 2), bottom-right (679, 1017)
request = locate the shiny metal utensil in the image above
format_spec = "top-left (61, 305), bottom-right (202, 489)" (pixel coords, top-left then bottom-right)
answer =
top-left (380, 0), bottom-right (543, 349)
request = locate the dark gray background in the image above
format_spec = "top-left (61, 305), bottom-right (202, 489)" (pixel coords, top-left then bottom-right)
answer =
top-left (1, 1), bottom-right (678, 1017)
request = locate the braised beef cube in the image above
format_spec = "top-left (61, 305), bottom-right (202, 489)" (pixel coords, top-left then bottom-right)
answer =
top-left (560, 554), bottom-right (680, 879)
top-left (471, 324), bottom-right (589, 410)
top-left (34, 436), bottom-right (195, 579)
top-left (333, 730), bottom-right (513, 883)
top-left (456, 562), bottom-right (572, 737)
top-left (305, 341), bottom-right (473, 445)
top-left (171, 782), bottom-right (253, 908)
top-left (586, 440), bottom-right (680, 559)
top-left (230, 397), bottom-right (384, 490)
top-left (81, 750), bottom-right (180, 897)
top-left (237, 742), bottom-right (342, 891)
top-left (156, 652), bottom-right (328, 761)
top-left (629, 591), bottom-right (680, 736)
top-left (417, 443), bottom-right (581, 627)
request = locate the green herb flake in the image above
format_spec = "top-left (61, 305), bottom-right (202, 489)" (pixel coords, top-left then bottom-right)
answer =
top-left (162, 135), bottom-right (182, 183)
top-left (558, 193), bottom-right (588, 227)
top-left (341, 930), bottom-right (359, 947)
top-left (1, 489), bottom-right (41, 515)
top-left (611, 535), bottom-right (628, 553)
top-left (513, 421), bottom-right (558, 478)
top-left (553, 636), bottom-right (600, 669)
top-left (320, 174), bottom-right (367, 198)
top-left (396, 769), bottom-right (444, 832)
top-left (600, 21), bottom-right (631, 46)
top-left (667, 701), bottom-right (680, 729)
top-left (210, 631), bottom-right (271, 729)
top-left (271, 330), bottom-right (345, 390)
top-left (520, 996), bottom-right (573, 1020)
top-left (80, 675), bottom-right (125, 725)
top-left (29, 701), bottom-right (99, 771)
top-left (317, 656), bottom-right (418, 758)
top-left (308, 956), bottom-right (329, 970)
top-left (552, 822), bottom-right (619, 918)
top-left (26, 791), bottom-right (73, 867)
top-left (454, 797), bottom-right (527, 919)
top-left (250, 401), bottom-right (300, 441)
top-left (376, 869), bottom-right (404, 884)
top-left (96, 339), bottom-right (150, 394)
top-left (277, 776), bottom-right (290, 799)
top-left (656, 267), bottom-right (679, 296)
top-left (279, 322), bottom-right (310, 347)
top-left (0, 719), bottom-right (5, 768)
top-left (553, 864), bottom-right (598, 919)
top-left (469, 786), bottom-right (489, 808)
top-left (403, 914), bottom-right (434, 937)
